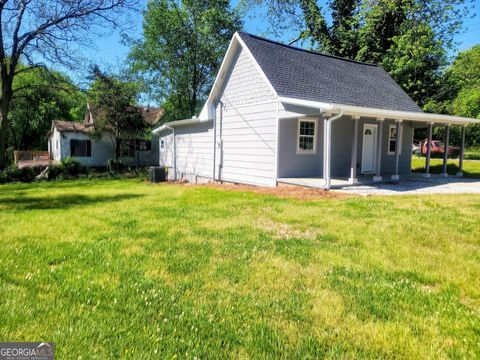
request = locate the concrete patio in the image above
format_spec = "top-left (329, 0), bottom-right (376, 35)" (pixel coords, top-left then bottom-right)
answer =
top-left (278, 174), bottom-right (480, 195)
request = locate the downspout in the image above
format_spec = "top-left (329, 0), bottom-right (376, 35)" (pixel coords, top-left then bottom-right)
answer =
top-left (163, 125), bottom-right (176, 181)
top-left (324, 111), bottom-right (344, 190)
top-left (212, 103), bottom-right (217, 182)
top-left (216, 100), bottom-right (224, 182)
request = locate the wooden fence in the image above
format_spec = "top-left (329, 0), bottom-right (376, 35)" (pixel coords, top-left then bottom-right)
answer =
top-left (13, 150), bottom-right (50, 164)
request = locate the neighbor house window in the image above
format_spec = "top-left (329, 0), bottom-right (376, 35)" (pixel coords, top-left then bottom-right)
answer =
top-left (388, 124), bottom-right (403, 155)
top-left (297, 118), bottom-right (317, 154)
top-left (160, 139), bottom-right (165, 149)
top-left (70, 139), bottom-right (91, 157)
top-left (136, 140), bottom-right (152, 151)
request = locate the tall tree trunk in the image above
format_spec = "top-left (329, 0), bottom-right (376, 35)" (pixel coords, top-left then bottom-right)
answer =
top-left (0, 97), bottom-right (11, 169)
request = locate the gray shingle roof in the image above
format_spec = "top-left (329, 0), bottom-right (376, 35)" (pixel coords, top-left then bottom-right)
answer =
top-left (238, 32), bottom-right (422, 113)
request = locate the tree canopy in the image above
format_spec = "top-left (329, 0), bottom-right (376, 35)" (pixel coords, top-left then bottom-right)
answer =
top-left (0, 0), bottom-right (138, 167)
top-left (88, 66), bottom-right (148, 162)
top-left (128, 0), bottom-right (242, 123)
top-left (243, 0), bottom-right (471, 107)
top-left (9, 68), bottom-right (85, 152)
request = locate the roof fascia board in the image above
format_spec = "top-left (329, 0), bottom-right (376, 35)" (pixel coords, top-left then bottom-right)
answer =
top-left (279, 96), bottom-right (479, 125)
top-left (152, 118), bottom-right (213, 134)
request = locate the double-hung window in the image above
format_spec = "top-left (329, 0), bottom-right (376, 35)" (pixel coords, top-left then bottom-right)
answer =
top-left (297, 118), bottom-right (317, 154)
top-left (388, 124), bottom-right (403, 155)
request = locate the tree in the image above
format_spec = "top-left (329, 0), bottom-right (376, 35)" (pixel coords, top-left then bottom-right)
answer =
top-left (0, 0), bottom-right (137, 168)
top-left (425, 45), bottom-right (480, 145)
top-left (89, 67), bottom-right (147, 162)
top-left (244, 0), bottom-right (470, 107)
top-left (9, 67), bottom-right (85, 152)
top-left (128, 0), bottom-right (242, 123)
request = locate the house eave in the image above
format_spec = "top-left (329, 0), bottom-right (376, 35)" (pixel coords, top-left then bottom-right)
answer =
top-left (152, 117), bottom-right (213, 134)
top-left (278, 97), bottom-right (480, 125)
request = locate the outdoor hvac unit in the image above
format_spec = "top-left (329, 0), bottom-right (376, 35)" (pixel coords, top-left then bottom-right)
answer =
top-left (149, 166), bottom-right (166, 183)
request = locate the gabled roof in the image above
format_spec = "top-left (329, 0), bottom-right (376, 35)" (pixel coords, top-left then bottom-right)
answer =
top-left (51, 120), bottom-right (92, 133)
top-left (237, 32), bottom-right (422, 113)
top-left (53, 105), bottom-right (164, 134)
top-left (85, 104), bottom-right (164, 126)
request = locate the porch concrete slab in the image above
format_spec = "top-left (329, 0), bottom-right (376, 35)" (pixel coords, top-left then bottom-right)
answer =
top-left (333, 175), bottom-right (480, 196)
top-left (279, 174), bottom-right (480, 195)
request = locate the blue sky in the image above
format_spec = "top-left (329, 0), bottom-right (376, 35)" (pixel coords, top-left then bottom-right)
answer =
top-left (83, 0), bottom-right (480, 79)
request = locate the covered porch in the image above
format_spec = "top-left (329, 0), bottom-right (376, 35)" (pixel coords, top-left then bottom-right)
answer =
top-left (276, 97), bottom-right (476, 190)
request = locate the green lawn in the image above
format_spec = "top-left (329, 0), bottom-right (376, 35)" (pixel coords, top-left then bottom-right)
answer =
top-left (412, 155), bottom-right (480, 177)
top-left (1, 179), bottom-right (479, 358)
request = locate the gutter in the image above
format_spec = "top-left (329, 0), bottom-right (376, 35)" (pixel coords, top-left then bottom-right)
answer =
top-left (278, 97), bottom-right (480, 125)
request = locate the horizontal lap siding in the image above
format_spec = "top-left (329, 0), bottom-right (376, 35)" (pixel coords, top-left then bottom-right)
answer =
top-left (159, 122), bottom-right (214, 179)
top-left (216, 45), bottom-right (277, 187)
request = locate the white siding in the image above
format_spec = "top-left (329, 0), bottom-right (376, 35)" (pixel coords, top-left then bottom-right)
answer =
top-left (158, 45), bottom-right (278, 187)
top-left (159, 122), bottom-right (214, 181)
top-left (50, 129), bottom-right (159, 167)
top-left (220, 46), bottom-right (275, 107)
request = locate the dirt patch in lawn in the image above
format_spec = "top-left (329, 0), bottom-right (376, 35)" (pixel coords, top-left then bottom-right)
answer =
top-left (195, 182), bottom-right (348, 200)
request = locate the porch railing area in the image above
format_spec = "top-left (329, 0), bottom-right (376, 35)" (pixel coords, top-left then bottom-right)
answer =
top-left (13, 150), bottom-right (50, 164)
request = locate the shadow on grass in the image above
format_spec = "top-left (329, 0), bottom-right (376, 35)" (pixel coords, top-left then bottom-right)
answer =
top-left (0, 193), bottom-right (143, 210)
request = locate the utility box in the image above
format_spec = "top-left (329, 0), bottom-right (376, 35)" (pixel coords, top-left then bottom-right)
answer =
top-left (149, 166), bottom-right (166, 183)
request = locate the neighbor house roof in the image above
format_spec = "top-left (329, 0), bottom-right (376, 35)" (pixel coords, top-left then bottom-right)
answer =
top-left (237, 32), bottom-right (422, 113)
top-left (51, 119), bottom-right (92, 133)
top-left (52, 104), bottom-right (164, 134)
top-left (85, 104), bottom-right (164, 126)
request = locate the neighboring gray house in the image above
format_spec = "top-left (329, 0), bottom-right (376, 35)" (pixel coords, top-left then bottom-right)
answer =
top-left (49, 105), bottom-right (163, 167)
top-left (154, 32), bottom-right (478, 189)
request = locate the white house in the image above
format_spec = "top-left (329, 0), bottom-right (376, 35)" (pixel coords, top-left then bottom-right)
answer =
top-left (154, 32), bottom-right (479, 189)
top-left (49, 105), bottom-right (163, 167)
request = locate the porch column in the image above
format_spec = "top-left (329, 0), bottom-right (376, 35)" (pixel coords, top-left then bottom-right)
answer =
top-left (424, 122), bottom-right (433, 178)
top-left (457, 125), bottom-right (465, 177)
top-left (441, 124), bottom-right (450, 177)
top-left (391, 119), bottom-right (402, 181)
top-left (348, 116), bottom-right (359, 184)
top-left (373, 118), bottom-right (384, 182)
top-left (323, 117), bottom-right (329, 186)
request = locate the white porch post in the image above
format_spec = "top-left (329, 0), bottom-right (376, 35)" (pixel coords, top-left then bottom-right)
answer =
top-left (323, 116), bottom-right (329, 186)
top-left (441, 124), bottom-right (450, 177)
top-left (457, 125), bottom-right (465, 177)
top-left (349, 116), bottom-right (359, 184)
top-left (424, 122), bottom-right (433, 178)
top-left (373, 118), bottom-right (384, 182)
top-left (391, 119), bottom-right (402, 181)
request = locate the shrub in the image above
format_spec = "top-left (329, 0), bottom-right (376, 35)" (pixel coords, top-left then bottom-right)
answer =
top-left (0, 166), bottom-right (41, 183)
top-left (61, 157), bottom-right (87, 177)
top-left (107, 159), bottom-right (126, 173)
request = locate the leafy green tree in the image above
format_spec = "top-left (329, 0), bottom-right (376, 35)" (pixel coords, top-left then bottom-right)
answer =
top-left (89, 66), bottom-right (147, 162)
top-left (0, 0), bottom-right (138, 168)
top-left (8, 68), bottom-right (85, 152)
top-left (426, 45), bottom-right (480, 145)
top-left (245, 0), bottom-right (470, 107)
top-left (128, 0), bottom-right (242, 122)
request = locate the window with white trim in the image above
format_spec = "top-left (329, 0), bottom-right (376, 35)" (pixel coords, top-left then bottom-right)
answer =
top-left (388, 124), bottom-right (403, 155)
top-left (297, 118), bottom-right (317, 154)
top-left (160, 139), bottom-right (165, 149)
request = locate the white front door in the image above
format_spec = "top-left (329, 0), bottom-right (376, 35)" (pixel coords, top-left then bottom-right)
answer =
top-left (361, 124), bottom-right (377, 173)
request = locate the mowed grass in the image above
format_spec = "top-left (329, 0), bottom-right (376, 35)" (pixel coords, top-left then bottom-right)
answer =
top-left (412, 155), bottom-right (480, 177)
top-left (1, 179), bottom-right (480, 359)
